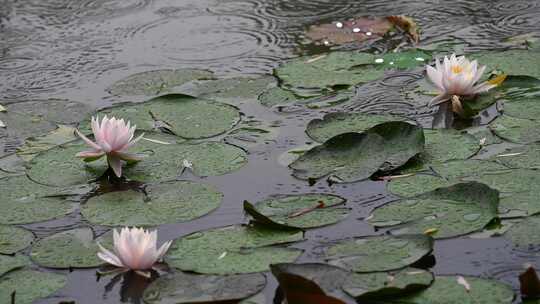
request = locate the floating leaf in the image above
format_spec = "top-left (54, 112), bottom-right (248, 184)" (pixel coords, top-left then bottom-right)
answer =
top-left (306, 17), bottom-right (393, 46)
top-left (503, 97), bottom-right (540, 121)
top-left (0, 269), bottom-right (66, 304)
top-left (275, 50), bottom-right (429, 96)
top-left (0, 255), bottom-right (28, 277)
top-left (0, 112), bottom-right (57, 157)
top-left (80, 94), bottom-right (240, 140)
top-left (306, 112), bottom-right (406, 143)
top-left (182, 76), bottom-right (276, 103)
top-left (0, 225), bottom-right (34, 254)
top-left (421, 129), bottom-right (480, 164)
top-left (343, 268), bottom-right (434, 300)
top-left (82, 181), bottom-right (222, 226)
top-left (489, 143), bottom-right (540, 169)
top-left (165, 225), bottom-right (303, 274)
top-left (471, 49), bottom-right (540, 80)
top-left (27, 136), bottom-right (247, 186)
top-left (505, 215), bottom-right (540, 247)
top-left (30, 228), bottom-right (112, 269)
top-left (143, 271), bottom-right (266, 304)
top-left (245, 194), bottom-right (349, 229)
top-left (258, 87), bottom-right (298, 107)
top-left (323, 234), bottom-right (433, 272)
top-left (108, 69), bottom-right (214, 96)
top-left (490, 115), bottom-right (540, 144)
top-left (6, 99), bottom-right (93, 124)
top-left (392, 275), bottom-right (514, 304)
top-left (370, 182), bottom-right (499, 239)
top-left (290, 121), bottom-right (424, 183)
top-left (16, 125), bottom-right (77, 161)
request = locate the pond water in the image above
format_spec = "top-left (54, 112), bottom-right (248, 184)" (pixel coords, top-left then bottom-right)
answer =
top-left (1, 0), bottom-right (540, 303)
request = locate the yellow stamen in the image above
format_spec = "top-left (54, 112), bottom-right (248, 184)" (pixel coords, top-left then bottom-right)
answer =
top-left (451, 65), bottom-right (463, 74)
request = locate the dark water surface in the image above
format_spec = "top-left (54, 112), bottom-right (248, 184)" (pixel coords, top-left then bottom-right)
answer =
top-left (1, 0), bottom-right (540, 303)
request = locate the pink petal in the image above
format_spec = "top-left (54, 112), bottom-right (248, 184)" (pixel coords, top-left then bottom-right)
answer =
top-left (122, 133), bottom-right (144, 150)
top-left (107, 154), bottom-right (123, 177)
top-left (75, 129), bottom-right (102, 151)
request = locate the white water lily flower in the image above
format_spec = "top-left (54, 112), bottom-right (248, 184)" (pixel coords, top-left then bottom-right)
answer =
top-left (426, 53), bottom-right (496, 107)
top-left (75, 115), bottom-right (143, 177)
top-left (97, 227), bottom-right (172, 275)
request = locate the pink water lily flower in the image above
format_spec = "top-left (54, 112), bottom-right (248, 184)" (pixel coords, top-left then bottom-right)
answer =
top-left (97, 227), bottom-right (172, 276)
top-left (426, 53), bottom-right (496, 107)
top-left (75, 115), bottom-right (143, 177)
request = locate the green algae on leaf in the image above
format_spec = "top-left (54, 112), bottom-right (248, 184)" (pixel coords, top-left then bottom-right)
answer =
top-left (0, 269), bottom-right (67, 304)
top-left (343, 267), bottom-right (434, 300)
top-left (143, 271), bottom-right (266, 304)
top-left (370, 182), bottom-right (499, 239)
top-left (306, 112), bottom-right (407, 143)
top-left (0, 225), bottom-right (34, 254)
top-left (165, 225), bottom-right (303, 274)
top-left (82, 181), bottom-right (222, 227)
top-left (323, 234), bottom-right (433, 272)
top-left (290, 121), bottom-right (424, 183)
top-left (27, 136), bottom-right (247, 186)
top-left (0, 255), bottom-right (29, 277)
top-left (244, 194), bottom-right (349, 229)
top-left (391, 275), bottom-right (514, 304)
top-left (30, 227), bottom-right (111, 269)
top-left (108, 69), bottom-right (214, 96)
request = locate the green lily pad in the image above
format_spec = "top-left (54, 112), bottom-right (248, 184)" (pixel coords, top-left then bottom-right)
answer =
top-left (244, 194), bottom-right (349, 229)
top-left (165, 225), bottom-right (303, 274)
top-left (6, 99), bottom-right (93, 124)
top-left (306, 112), bottom-right (406, 143)
top-left (503, 97), bottom-right (540, 121)
top-left (108, 69), bottom-right (214, 96)
top-left (0, 112), bottom-right (57, 158)
top-left (471, 49), bottom-right (540, 79)
top-left (489, 143), bottom-right (540, 169)
top-left (82, 180), bottom-right (222, 226)
top-left (387, 159), bottom-right (511, 197)
top-left (0, 225), bottom-right (34, 254)
top-left (275, 50), bottom-right (429, 96)
top-left (290, 121), bottom-right (424, 183)
top-left (422, 129), bottom-right (480, 163)
top-left (143, 271), bottom-right (266, 304)
top-left (80, 94), bottom-right (240, 140)
top-left (343, 268), bottom-right (434, 300)
top-left (183, 76), bottom-right (276, 103)
top-left (392, 276), bottom-right (514, 304)
top-left (258, 87), bottom-right (299, 107)
top-left (490, 115), bottom-right (540, 144)
top-left (370, 182), bottom-right (499, 239)
top-left (504, 215), bottom-right (540, 247)
top-left (16, 125), bottom-right (78, 161)
top-left (27, 136), bottom-right (247, 186)
top-left (0, 269), bottom-right (67, 304)
top-left (0, 255), bottom-right (29, 277)
top-left (323, 234), bottom-right (433, 272)
top-left (30, 227), bottom-right (111, 269)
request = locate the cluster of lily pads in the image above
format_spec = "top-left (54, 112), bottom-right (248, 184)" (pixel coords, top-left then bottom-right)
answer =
top-left (1, 16), bottom-right (540, 304)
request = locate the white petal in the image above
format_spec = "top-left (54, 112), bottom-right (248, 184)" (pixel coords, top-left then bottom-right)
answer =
top-left (97, 243), bottom-right (125, 268)
top-left (426, 65), bottom-right (444, 90)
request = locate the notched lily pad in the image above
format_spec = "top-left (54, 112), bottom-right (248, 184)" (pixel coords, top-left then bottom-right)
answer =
top-left (0, 225), bottom-right (34, 254)
top-left (244, 194), bottom-right (349, 229)
top-left (108, 69), bottom-right (214, 96)
top-left (322, 234), bottom-right (433, 272)
top-left (290, 121), bottom-right (424, 183)
top-left (371, 182), bottom-right (499, 239)
top-left (82, 180), bottom-right (222, 226)
top-left (165, 225), bottom-right (303, 274)
top-left (143, 271), bottom-right (266, 304)
top-left (30, 227), bottom-right (110, 269)
top-left (0, 269), bottom-right (67, 304)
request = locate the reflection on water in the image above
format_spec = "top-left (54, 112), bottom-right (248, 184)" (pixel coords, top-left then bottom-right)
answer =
top-left (1, 0), bottom-right (540, 303)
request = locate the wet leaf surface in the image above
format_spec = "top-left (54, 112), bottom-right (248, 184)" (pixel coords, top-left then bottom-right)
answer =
top-left (108, 69), bottom-right (214, 96)
top-left (244, 194), bottom-right (349, 229)
top-left (165, 225), bottom-right (303, 274)
top-left (0, 225), bottom-right (34, 255)
top-left (322, 234), bottom-right (433, 272)
top-left (490, 115), bottom-right (540, 144)
top-left (370, 182), bottom-right (499, 239)
top-left (0, 269), bottom-right (67, 304)
top-left (182, 76), bottom-right (276, 103)
top-left (291, 121), bottom-right (424, 183)
top-left (143, 271), bottom-right (266, 304)
top-left (82, 181), bottom-right (222, 226)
